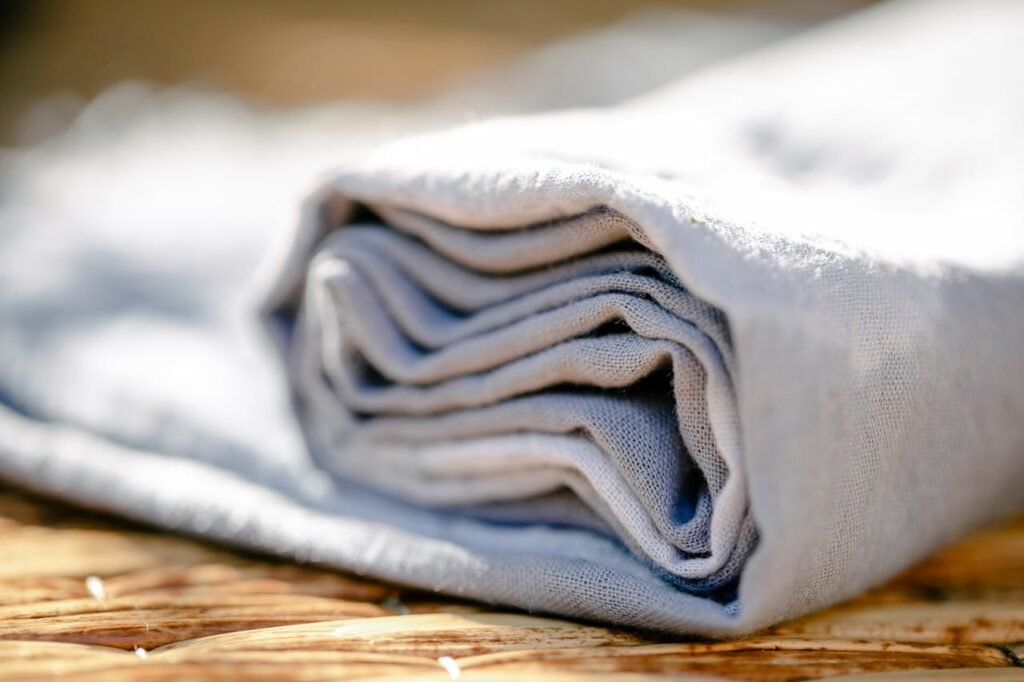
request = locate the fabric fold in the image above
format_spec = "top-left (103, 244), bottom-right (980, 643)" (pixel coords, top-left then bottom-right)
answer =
top-left (1, 0), bottom-right (1022, 637)
top-left (270, 207), bottom-right (749, 591)
top-left (261, 0), bottom-right (1024, 631)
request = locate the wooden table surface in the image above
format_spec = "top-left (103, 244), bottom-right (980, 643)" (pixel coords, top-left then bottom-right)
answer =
top-left (0, 483), bottom-right (1021, 681)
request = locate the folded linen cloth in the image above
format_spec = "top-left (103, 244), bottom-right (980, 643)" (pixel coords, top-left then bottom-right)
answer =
top-left (262, 0), bottom-right (1024, 626)
top-left (1, 0), bottom-right (1023, 637)
top-left (271, 216), bottom-right (751, 595)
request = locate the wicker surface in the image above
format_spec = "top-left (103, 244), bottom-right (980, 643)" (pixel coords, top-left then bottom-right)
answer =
top-left (0, 484), bottom-right (1020, 680)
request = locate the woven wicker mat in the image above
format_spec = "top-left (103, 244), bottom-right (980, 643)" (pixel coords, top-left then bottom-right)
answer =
top-left (0, 483), bottom-right (1021, 681)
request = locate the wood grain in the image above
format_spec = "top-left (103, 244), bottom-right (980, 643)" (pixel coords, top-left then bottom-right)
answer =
top-left (0, 484), bottom-right (1021, 681)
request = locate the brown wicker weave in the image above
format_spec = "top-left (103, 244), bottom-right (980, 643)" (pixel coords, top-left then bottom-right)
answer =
top-left (0, 483), bottom-right (1021, 681)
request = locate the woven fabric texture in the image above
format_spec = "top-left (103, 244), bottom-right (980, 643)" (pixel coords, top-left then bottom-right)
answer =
top-left (1, 0), bottom-right (1022, 635)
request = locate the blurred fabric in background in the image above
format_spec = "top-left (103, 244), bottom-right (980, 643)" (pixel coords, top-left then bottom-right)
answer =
top-left (0, 0), bottom-right (873, 146)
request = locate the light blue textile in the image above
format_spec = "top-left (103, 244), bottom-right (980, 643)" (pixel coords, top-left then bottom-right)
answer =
top-left (1, 1), bottom-right (1022, 636)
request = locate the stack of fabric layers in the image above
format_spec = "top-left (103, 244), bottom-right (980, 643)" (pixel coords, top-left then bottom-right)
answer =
top-left (1, 0), bottom-right (1022, 636)
top-left (269, 202), bottom-right (752, 601)
top-left (260, 0), bottom-right (1024, 631)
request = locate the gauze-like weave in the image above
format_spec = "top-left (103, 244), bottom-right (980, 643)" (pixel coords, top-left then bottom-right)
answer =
top-left (262, 0), bottom-right (1024, 629)
top-left (0, 0), bottom-right (1022, 636)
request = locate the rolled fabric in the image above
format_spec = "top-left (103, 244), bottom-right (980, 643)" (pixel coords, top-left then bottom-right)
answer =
top-left (275, 212), bottom-right (751, 596)
top-left (262, 0), bottom-right (1024, 632)
top-left (0, 0), bottom-right (1021, 638)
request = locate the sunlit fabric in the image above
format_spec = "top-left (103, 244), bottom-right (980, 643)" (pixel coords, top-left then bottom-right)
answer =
top-left (1, 0), bottom-right (1022, 635)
